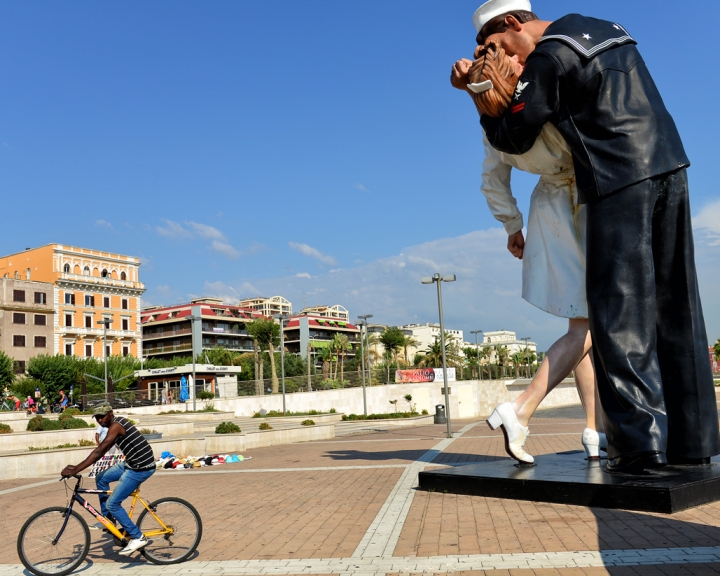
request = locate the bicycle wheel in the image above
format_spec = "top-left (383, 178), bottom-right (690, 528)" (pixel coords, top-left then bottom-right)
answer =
top-left (137, 497), bottom-right (202, 564)
top-left (17, 507), bottom-right (90, 576)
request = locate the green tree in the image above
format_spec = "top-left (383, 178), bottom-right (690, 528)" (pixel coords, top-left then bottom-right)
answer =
top-left (401, 335), bottom-right (419, 366)
top-left (0, 351), bottom-right (14, 388)
top-left (494, 345), bottom-right (509, 378)
top-left (247, 319), bottom-right (280, 393)
top-left (332, 333), bottom-right (350, 383)
top-left (714, 339), bottom-right (720, 362)
top-left (380, 327), bottom-right (405, 376)
top-left (27, 355), bottom-right (78, 400)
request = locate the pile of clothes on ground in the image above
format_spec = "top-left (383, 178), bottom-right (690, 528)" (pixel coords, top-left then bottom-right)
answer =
top-left (156, 451), bottom-right (251, 469)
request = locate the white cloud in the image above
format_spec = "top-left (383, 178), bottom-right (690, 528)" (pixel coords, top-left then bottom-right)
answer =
top-left (187, 221), bottom-right (226, 241)
top-left (211, 240), bottom-right (241, 259)
top-left (288, 242), bottom-right (337, 266)
top-left (156, 219), bottom-right (192, 239)
top-left (355, 183), bottom-right (369, 192)
top-left (296, 272), bottom-right (312, 278)
top-left (693, 200), bottom-right (720, 246)
top-left (95, 219), bottom-right (113, 229)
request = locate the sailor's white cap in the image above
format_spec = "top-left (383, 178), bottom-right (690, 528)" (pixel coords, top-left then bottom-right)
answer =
top-left (472, 0), bottom-right (532, 33)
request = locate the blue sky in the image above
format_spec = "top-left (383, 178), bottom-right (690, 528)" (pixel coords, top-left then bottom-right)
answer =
top-left (1, 1), bottom-right (719, 350)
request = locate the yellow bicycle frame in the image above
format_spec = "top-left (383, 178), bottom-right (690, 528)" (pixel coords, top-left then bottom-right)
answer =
top-left (81, 489), bottom-right (173, 540)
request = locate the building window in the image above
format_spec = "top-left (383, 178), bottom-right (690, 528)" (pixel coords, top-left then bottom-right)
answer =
top-left (13, 335), bottom-right (25, 347)
top-left (120, 272), bottom-right (127, 281)
top-left (65, 343), bottom-right (73, 356)
top-left (34, 314), bottom-right (46, 326)
top-left (13, 313), bottom-right (25, 324)
top-left (34, 336), bottom-right (46, 348)
top-left (85, 316), bottom-right (92, 328)
top-left (65, 314), bottom-right (73, 327)
top-left (34, 292), bottom-right (47, 304)
top-left (101, 269), bottom-right (108, 278)
top-left (64, 293), bottom-right (75, 305)
top-left (104, 296), bottom-right (110, 308)
top-left (26, 268), bottom-right (31, 280)
top-left (13, 290), bottom-right (25, 303)
top-left (15, 360), bottom-right (26, 374)
top-left (121, 298), bottom-right (128, 310)
top-left (63, 264), bottom-right (70, 274)
top-left (85, 344), bottom-right (92, 357)
top-left (122, 346), bottom-right (129, 357)
top-left (85, 295), bottom-right (95, 307)
top-left (122, 318), bottom-right (129, 331)
top-left (106, 345), bottom-right (111, 357)
top-left (83, 266), bottom-right (90, 276)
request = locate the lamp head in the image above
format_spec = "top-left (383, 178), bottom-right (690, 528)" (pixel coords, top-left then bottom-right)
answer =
top-left (442, 274), bottom-right (457, 282)
top-left (421, 277), bottom-right (434, 284)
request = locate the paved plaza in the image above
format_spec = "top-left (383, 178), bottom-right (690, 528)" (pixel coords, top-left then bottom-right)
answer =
top-left (3, 404), bottom-right (720, 575)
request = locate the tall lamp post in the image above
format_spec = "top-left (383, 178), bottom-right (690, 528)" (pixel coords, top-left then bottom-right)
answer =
top-left (520, 336), bottom-right (531, 378)
top-left (97, 319), bottom-right (112, 395)
top-left (188, 314), bottom-right (202, 412)
top-left (274, 314), bottom-right (289, 414)
top-left (470, 329), bottom-right (483, 380)
top-left (357, 314), bottom-right (373, 417)
top-left (421, 273), bottom-right (456, 439)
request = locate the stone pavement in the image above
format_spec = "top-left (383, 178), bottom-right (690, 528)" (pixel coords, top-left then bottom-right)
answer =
top-left (3, 403), bottom-right (720, 575)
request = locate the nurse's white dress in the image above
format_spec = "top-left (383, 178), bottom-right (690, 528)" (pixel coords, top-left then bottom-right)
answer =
top-left (481, 123), bottom-right (587, 319)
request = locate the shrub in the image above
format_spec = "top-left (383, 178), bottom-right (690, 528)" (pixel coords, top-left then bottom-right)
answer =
top-left (329, 408), bottom-right (336, 413)
top-left (215, 422), bottom-right (241, 434)
top-left (27, 416), bottom-right (46, 432)
top-left (0, 423), bottom-right (12, 434)
top-left (61, 418), bottom-right (91, 430)
top-left (422, 409), bottom-right (429, 415)
top-left (197, 390), bottom-right (215, 400)
top-left (258, 422), bottom-right (272, 430)
top-left (301, 419), bottom-right (315, 426)
top-left (308, 410), bottom-right (318, 415)
top-left (59, 408), bottom-right (82, 421)
top-left (139, 428), bottom-right (158, 435)
top-left (200, 402), bottom-right (217, 412)
top-left (78, 439), bottom-right (95, 446)
top-left (41, 420), bottom-right (64, 431)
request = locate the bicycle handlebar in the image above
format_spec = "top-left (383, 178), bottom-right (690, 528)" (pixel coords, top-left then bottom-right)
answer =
top-left (59, 474), bottom-right (82, 481)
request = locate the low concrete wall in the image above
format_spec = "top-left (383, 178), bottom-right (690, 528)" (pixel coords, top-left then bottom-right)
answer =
top-left (152, 411), bottom-right (236, 421)
top-left (0, 421), bottom-right (195, 452)
top-left (114, 379), bottom-right (582, 421)
top-left (0, 423), bottom-right (335, 480)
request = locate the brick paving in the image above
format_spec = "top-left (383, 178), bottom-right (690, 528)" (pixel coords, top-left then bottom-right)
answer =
top-left (2, 402), bottom-right (720, 575)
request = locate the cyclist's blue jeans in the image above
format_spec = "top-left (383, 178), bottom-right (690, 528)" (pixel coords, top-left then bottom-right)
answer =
top-left (95, 462), bottom-right (155, 540)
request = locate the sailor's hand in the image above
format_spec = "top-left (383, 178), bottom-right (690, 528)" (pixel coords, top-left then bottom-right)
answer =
top-left (507, 230), bottom-right (525, 260)
top-left (450, 58), bottom-right (473, 91)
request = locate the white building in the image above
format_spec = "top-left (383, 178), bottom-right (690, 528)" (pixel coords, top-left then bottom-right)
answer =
top-left (298, 304), bottom-right (349, 321)
top-left (238, 296), bottom-right (292, 318)
top-left (402, 323), bottom-right (464, 357)
top-left (464, 330), bottom-right (537, 363)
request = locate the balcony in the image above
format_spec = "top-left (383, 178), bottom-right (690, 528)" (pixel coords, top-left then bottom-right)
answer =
top-left (143, 327), bottom-right (192, 340)
top-left (202, 326), bottom-right (248, 335)
top-left (144, 343), bottom-right (193, 355)
top-left (58, 327), bottom-right (139, 339)
top-left (59, 273), bottom-right (145, 291)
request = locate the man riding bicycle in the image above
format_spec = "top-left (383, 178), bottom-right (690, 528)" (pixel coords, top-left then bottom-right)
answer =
top-left (61, 404), bottom-right (156, 556)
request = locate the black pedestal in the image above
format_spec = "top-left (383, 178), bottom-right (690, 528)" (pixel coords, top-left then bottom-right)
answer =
top-left (418, 451), bottom-right (720, 513)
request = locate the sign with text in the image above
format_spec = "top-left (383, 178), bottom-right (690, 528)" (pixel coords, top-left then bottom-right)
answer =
top-left (395, 368), bottom-right (456, 383)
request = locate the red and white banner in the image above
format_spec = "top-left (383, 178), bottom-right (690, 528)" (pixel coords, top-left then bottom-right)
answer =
top-left (395, 368), bottom-right (456, 383)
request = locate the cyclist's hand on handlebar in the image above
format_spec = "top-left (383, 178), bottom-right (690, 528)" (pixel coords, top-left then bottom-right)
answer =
top-left (61, 465), bottom-right (78, 478)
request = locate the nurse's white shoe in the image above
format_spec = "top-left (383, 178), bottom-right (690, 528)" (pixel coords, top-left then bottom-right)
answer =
top-left (581, 428), bottom-right (608, 459)
top-left (487, 403), bottom-right (534, 464)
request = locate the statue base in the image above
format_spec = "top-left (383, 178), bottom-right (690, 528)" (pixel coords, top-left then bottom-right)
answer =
top-left (418, 451), bottom-right (720, 513)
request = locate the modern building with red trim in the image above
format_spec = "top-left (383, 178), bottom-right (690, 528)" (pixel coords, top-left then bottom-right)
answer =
top-left (283, 314), bottom-right (360, 366)
top-left (141, 297), bottom-right (264, 359)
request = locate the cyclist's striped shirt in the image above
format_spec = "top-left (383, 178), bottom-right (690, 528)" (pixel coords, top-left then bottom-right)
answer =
top-left (113, 416), bottom-right (155, 471)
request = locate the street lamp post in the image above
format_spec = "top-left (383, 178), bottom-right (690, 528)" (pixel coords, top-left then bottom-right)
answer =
top-left (421, 273), bottom-right (456, 439)
top-left (470, 330), bottom-right (483, 380)
top-left (188, 315), bottom-right (202, 412)
top-left (520, 336), bottom-right (531, 378)
top-left (357, 314), bottom-right (373, 417)
top-left (274, 314), bottom-right (289, 414)
top-left (97, 319), bottom-right (112, 396)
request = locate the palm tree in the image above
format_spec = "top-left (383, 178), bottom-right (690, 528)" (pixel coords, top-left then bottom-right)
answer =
top-left (319, 347), bottom-right (332, 381)
top-left (494, 345), bottom-right (509, 378)
top-left (247, 319), bottom-right (280, 393)
top-left (402, 335), bottom-right (419, 366)
top-left (333, 333), bottom-right (350, 383)
top-left (511, 353), bottom-right (523, 378)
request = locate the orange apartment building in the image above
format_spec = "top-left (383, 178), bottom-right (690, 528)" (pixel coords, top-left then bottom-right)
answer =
top-left (0, 244), bottom-right (145, 359)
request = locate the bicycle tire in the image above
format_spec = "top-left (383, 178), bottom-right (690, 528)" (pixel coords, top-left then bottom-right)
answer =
top-left (17, 506), bottom-right (90, 576)
top-left (137, 497), bottom-right (202, 564)
top-left (52, 406), bottom-right (63, 414)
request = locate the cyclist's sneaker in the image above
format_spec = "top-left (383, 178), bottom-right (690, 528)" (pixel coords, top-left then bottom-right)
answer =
top-left (119, 536), bottom-right (148, 556)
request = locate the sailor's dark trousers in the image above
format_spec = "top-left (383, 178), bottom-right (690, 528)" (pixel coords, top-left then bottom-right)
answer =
top-left (586, 168), bottom-right (720, 461)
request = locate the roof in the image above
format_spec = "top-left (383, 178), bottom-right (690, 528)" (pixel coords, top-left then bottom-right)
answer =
top-left (284, 315), bottom-right (358, 331)
top-left (141, 302), bottom-right (265, 324)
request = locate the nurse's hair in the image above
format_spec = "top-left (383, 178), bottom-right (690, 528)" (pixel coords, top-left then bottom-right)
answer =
top-left (468, 42), bottom-right (520, 118)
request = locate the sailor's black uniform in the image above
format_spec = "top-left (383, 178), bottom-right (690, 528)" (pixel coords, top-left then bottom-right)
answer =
top-left (482, 14), bottom-right (720, 469)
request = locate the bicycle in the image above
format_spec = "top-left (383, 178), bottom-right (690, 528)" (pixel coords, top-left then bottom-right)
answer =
top-left (17, 474), bottom-right (203, 576)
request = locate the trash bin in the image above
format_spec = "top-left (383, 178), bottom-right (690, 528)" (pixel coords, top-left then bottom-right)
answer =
top-left (434, 404), bottom-right (447, 424)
